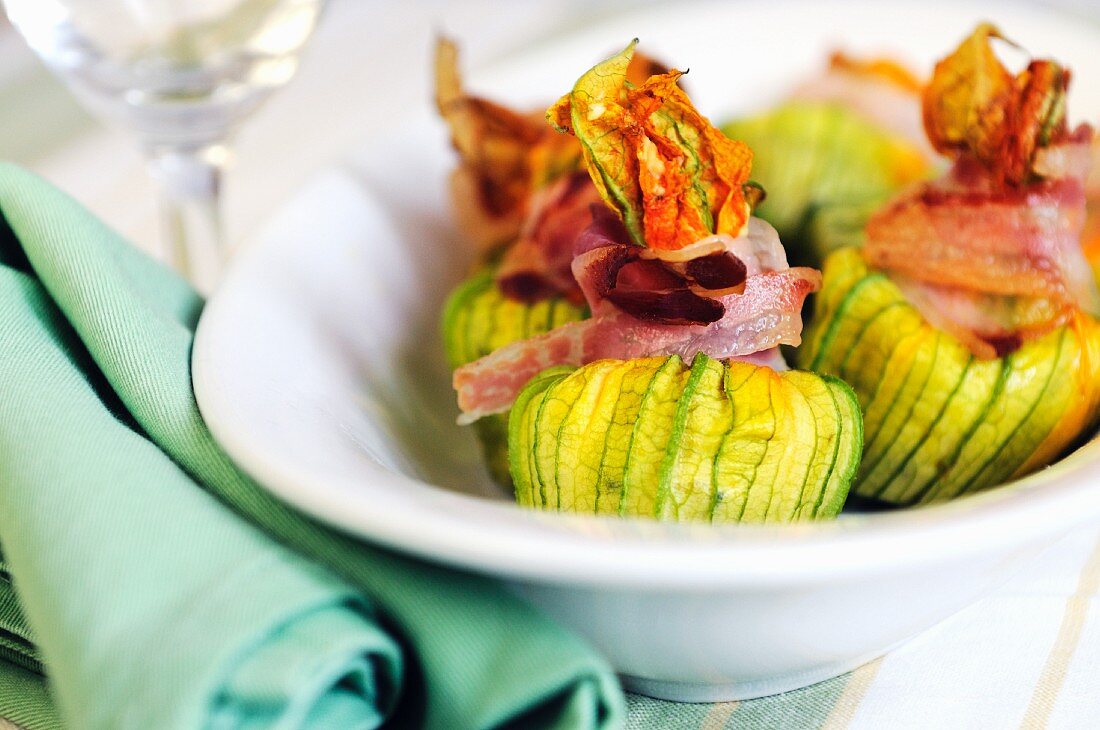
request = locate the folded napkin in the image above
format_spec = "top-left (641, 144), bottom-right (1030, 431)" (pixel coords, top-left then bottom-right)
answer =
top-left (0, 163), bottom-right (623, 730)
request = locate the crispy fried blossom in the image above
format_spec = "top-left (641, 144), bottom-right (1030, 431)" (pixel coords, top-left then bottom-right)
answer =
top-left (547, 40), bottom-right (754, 251)
top-left (922, 23), bottom-right (1071, 188)
top-left (435, 38), bottom-right (557, 250)
top-left (864, 24), bottom-right (1098, 358)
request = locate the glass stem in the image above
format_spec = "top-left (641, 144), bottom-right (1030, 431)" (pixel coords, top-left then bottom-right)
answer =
top-left (145, 142), bottom-right (232, 295)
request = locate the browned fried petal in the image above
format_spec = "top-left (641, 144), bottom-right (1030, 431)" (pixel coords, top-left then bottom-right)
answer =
top-left (435, 38), bottom-right (549, 247)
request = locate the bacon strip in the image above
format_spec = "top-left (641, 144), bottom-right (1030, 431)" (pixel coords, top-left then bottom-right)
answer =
top-left (865, 137), bottom-right (1100, 317)
top-left (454, 221), bottom-right (819, 422)
top-left (723, 218), bottom-right (791, 276)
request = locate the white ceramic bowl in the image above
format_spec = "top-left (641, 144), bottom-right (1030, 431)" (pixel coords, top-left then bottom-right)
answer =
top-left (193, 0), bottom-right (1100, 701)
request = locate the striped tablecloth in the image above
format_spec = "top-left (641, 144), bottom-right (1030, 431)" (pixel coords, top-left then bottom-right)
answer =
top-left (2, 2), bottom-right (1100, 728)
top-left (625, 525), bottom-right (1100, 729)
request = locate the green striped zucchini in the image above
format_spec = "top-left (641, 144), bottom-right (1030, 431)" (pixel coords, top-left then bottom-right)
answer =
top-left (800, 248), bottom-right (1100, 504)
top-left (509, 353), bottom-right (863, 522)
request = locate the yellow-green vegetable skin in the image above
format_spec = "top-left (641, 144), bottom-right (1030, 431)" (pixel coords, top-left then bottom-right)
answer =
top-left (800, 248), bottom-right (1100, 505)
top-left (508, 354), bottom-right (862, 522)
top-left (442, 268), bottom-right (587, 484)
top-left (722, 104), bottom-right (929, 267)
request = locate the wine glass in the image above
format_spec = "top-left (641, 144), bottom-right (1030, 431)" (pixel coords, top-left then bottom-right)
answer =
top-left (2, 0), bottom-right (327, 293)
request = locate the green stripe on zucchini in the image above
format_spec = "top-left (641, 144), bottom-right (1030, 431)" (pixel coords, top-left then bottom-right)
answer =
top-left (442, 268), bottom-right (587, 486)
top-left (509, 354), bottom-right (863, 522)
top-left (800, 247), bottom-right (1100, 504)
top-left (721, 103), bottom-right (929, 267)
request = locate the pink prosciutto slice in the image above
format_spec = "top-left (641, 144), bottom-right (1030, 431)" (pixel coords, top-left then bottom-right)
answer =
top-left (454, 215), bottom-right (819, 422)
top-left (571, 210), bottom-right (789, 311)
top-left (865, 135), bottom-right (1100, 317)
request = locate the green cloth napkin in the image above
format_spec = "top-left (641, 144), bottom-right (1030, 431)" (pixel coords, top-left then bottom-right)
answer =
top-left (0, 162), bottom-right (623, 730)
top-left (0, 258), bottom-right (402, 730)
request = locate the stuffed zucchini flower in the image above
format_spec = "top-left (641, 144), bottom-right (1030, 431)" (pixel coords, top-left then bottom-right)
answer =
top-left (454, 42), bottom-right (863, 522)
top-left (800, 24), bottom-right (1100, 505)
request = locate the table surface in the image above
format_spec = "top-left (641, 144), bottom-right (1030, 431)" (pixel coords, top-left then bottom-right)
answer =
top-left (3, 1), bottom-right (1100, 728)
